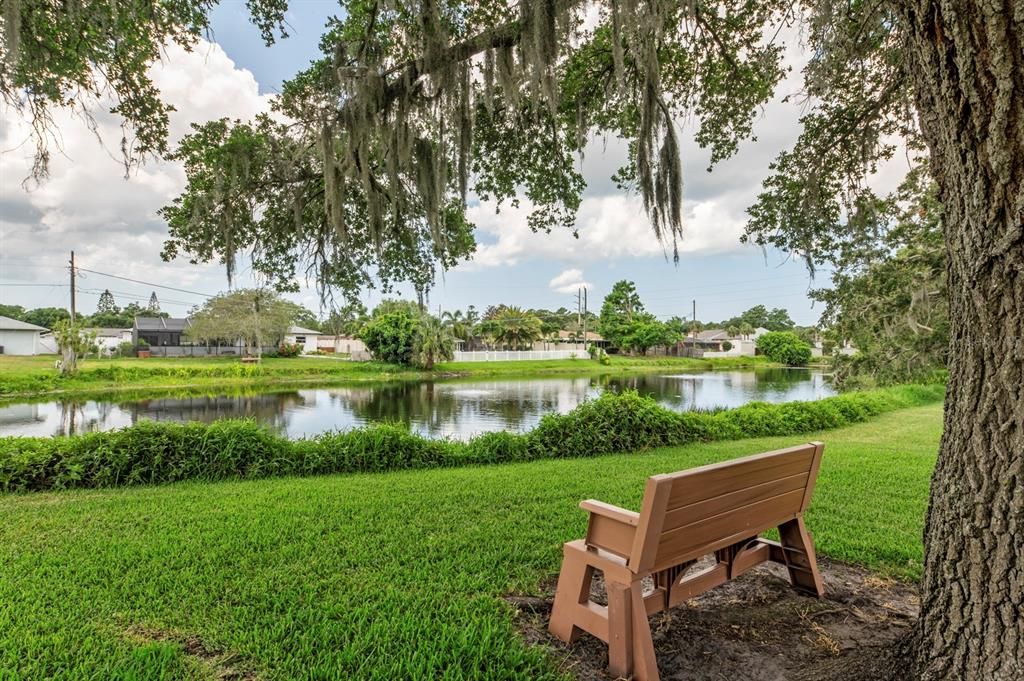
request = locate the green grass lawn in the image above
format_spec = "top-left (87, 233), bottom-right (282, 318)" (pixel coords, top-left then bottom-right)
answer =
top-left (0, 353), bottom-right (776, 399)
top-left (0, 403), bottom-right (941, 679)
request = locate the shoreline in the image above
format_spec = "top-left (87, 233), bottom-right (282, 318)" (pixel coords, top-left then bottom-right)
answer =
top-left (0, 355), bottom-right (793, 402)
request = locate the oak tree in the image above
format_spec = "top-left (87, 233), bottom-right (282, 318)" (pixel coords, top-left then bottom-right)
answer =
top-left (3, 1), bottom-right (1020, 677)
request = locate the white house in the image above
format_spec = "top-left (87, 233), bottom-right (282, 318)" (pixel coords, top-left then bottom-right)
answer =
top-left (0, 316), bottom-right (50, 355)
top-left (86, 328), bottom-right (134, 355)
top-left (283, 326), bottom-right (322, 354)
top-left (317, 335), bottom-right (368, 355)
top-left (684, 327), bottom-right (771, 358)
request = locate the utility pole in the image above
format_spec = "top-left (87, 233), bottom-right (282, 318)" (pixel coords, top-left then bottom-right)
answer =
top-left (583, 287), bottom-right (588, 347)
top-left (692, 299), bottom-right (696, 330)
top-left (69, 251), bottom-right (76, 323)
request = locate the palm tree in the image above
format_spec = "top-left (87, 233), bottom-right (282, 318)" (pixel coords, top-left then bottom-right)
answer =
top-left (491, 307), bottom-right (543, 350)
top-left (463, 306), bottom-right (481, 349)
top-left (441, 309), bottom-right (468, 341)
top-left (412, 315), bottom-right (455, 369)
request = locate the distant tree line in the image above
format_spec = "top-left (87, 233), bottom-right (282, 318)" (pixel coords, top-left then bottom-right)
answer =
top-left (0, 290), bottom-right (168, 330)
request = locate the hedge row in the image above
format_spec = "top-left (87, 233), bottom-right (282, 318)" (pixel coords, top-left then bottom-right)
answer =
top-left (0, 384), bottom-right (946, 493)
top-left (0, 361), bottom-right (410, 396)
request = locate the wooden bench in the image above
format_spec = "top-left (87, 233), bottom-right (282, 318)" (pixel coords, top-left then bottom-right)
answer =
top-left (240, 356), bottom-right (259, 364)
top-left (548, 442), bottom-right (826, 681)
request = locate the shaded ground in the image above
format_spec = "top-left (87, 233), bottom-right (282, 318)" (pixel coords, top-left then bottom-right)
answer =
top-left (508, 558), bottom-right (918, 681)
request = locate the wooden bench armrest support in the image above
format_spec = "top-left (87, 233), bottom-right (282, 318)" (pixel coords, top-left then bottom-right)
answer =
top-left (580, 500), bottom-right (640, 526)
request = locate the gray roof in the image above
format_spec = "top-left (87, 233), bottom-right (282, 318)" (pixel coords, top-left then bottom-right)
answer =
top-left (695, 329), bottom-right (729, 341)
top-left (134, 316), bottom-right (191, 332)
top-left (85, 327), bottom-right (132, 337)
top-left (287, 325), bottom-right (321, 335)
top-left (0, 315), bottom-right (48, 332)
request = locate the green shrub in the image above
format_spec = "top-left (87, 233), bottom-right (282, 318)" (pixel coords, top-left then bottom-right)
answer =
top-left (529, 391), bottom-right (685, 457)
top-left (461, 430), bottom-right (534, 464)
top-left (0, 384), bottom-right (946, 493)
top-left (277, 342), bottom-right (303, 358)
top-left (360, 311), bottom-right (417, 364)
top-left (757, 331), bottom-right (813, 366)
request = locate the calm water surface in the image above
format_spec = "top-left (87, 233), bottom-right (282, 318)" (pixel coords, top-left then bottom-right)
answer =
top-left (0, 369), bottom-right (834, 439)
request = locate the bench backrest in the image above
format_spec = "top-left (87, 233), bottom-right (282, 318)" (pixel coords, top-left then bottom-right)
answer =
top-left (628, 442), bottom-right (824, 572)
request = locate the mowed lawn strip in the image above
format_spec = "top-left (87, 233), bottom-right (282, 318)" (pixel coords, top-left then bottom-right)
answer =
top-left (0, 404), bottom-right (942, 680)
top-left (0, 354), bottom-right (776, 398)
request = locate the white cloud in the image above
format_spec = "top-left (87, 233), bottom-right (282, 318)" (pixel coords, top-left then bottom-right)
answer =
top-left (465, 191), bottom-right (748, 269)
top-left (549, 268), bottom-right (591, 293)
top-left (0, 41), bottom-right (273, 311)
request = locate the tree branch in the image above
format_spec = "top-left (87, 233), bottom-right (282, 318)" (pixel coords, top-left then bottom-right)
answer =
top-left (336, 0), bottom-right (586, 124)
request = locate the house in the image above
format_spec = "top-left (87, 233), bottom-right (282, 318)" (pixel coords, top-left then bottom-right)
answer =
top-left (533, 329), bottom-right (607, 351)
top-left (556, 330), bottom-right (608, 347)
top-left (134, 317), bottom-right (191, 347)
top-left (682, 329), bottom-right (733, 353)
top-left (316, 335), bottom-right (368, 355)
top-left (0, 316), bottom-right (50, 355)
top-left (86, 328), bottom-right (133, 355)
top-left (680, 327), bottom-right (769, 358)
top-left (283, 326), bottom-right (322, 354)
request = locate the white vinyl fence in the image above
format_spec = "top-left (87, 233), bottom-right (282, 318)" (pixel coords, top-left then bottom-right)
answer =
top-left (452, 350), bottom-right (583, 362)
top-left (144, 345), bottom-right (277, 357)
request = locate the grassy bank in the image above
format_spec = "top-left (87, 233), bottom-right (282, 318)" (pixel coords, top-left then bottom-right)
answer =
top-left (0, 354), bottom-right (776, 399)
top-left (0, 384), bottom-right (944, 492)
top-left (0, 403), bottom-right (942, 679)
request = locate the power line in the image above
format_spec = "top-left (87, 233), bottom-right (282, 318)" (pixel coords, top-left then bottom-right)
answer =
top-left (75, 287), bottom-right (196, 308)
top-left (75, 267), bottom-right (216, 298)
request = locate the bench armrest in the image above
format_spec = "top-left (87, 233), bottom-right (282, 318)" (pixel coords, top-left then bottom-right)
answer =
top-left (579, 499), bottom-right (640, 527)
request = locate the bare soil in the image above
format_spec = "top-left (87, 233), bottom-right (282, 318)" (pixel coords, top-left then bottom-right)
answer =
top-left (123, 624), bottom-right (260, 680)
top-left (507, 558), bottom-right (918, 681)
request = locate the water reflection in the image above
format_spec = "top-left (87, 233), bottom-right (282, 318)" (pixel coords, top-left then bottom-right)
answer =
top-left (0, 369), bottom-right (834, 439)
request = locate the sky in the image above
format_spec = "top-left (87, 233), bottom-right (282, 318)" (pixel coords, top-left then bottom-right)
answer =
top-left (0, 1), bottom-right (905, 326)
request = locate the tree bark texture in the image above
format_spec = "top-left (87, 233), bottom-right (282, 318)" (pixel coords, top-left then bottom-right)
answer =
top-left (902, 1), bottom-right (1023, 678)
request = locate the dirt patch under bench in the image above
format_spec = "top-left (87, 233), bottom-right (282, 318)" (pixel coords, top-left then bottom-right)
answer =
top-left (507, 558), bottom-right (918, 681)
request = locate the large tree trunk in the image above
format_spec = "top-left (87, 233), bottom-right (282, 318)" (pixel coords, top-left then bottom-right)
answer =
top-left (903, 2), bottom-right (1023, 679)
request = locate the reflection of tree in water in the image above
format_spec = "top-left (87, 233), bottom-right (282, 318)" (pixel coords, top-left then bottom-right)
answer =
top-left (599, 369), bottom-right (827, 412)
top-left (55, 399), bottom-right (113, 436)
top-left (751, 367), bottom-right (813, 386)
top-left (325, 382), bottom-right (466, 437)
top-left (56, 401), bottom-right (81, 437)
top-left (127, 392), bottom-right (306, 433)
top-left (324, 378), bottom-right (595, 437)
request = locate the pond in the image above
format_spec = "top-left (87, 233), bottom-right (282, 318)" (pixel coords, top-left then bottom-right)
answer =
top-left (0, 368), bottom-right (834, 440)
top-left (0, 368), bottom-right (831, 438)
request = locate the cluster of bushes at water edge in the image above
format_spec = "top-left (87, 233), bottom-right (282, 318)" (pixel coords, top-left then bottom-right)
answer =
top-left (0, 384), bottom-right (945, 492)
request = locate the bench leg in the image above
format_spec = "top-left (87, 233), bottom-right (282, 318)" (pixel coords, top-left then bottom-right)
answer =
top-left (630, 581), bottom-right (660, 681)
top-left (778, 517), bottom-right (825, 597)
top-left (606, 582), bottom-right (633, 677)
top-left (549, 544), bottom-right (595, 643)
